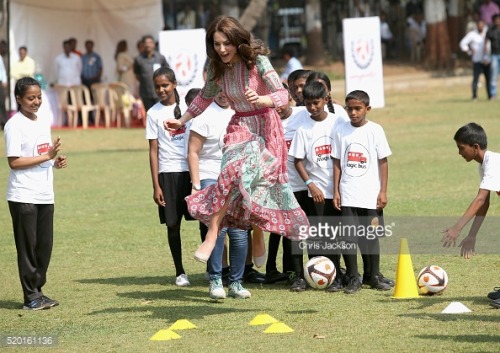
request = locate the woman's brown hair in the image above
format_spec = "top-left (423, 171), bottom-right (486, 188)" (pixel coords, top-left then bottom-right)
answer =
top-left (205, 16), bottom-right (270, 81)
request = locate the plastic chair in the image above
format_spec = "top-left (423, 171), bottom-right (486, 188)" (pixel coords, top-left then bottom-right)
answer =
top-left (52, 84), bottom-right (77, 127)
top-left (90, 83), bottom-right (114, 128)
top-left (69, 85), bottom-right (99, 129)
top-left (109, 82), bottom-right (135, 128)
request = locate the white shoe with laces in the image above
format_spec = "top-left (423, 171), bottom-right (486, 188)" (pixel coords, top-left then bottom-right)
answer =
top-left (228, 282), bottom-right (251, 299)
top-left (175, 274), bottom-right (190, 287)
top-left (209, 277), bottom-right (226, 299)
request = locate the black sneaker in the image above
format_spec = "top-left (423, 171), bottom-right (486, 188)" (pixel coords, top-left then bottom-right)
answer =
top-left (23, 297), bottom-right (51, 311)
top-left (370, 275), bottom-right (391, 291)
top-left (378, 273), bottom-right (395, 287)
top-left (326, 277), bottom-right (343, 292)
top-left (363, 272), bottom-right (394, 287)
top-left (487, 287), bottom-right (500, 300)
top-left (244, 267), bottom-right (266, 284)
top-left (290, 277), bottom-right (307, 292)
top-left (491, 299), bottom-right (500, 309)
top-left (264, 269), bottom-right (289, 284)
top-left (287, 271), bottom-right (297, 285)
top-left (41, 295), bottom-right (59, 308)
top-left (343, 276), bottom-right (361, 294)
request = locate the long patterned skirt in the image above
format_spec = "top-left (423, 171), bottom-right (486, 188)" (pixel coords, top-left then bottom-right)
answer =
top-left (186, 108), bottom-right (308, 240)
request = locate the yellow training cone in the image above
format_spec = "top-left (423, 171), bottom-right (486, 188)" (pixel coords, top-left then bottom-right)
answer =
top-left (168, 319), bottom-right (197, 330)
top-left (264, 322), bottom-right (294, 334)
top-left (392, 238), bottom-right (420, 299)
top-left (150, 329), bottom-right (181, 341)
top-left (249, 314), bottom-right (279, 326)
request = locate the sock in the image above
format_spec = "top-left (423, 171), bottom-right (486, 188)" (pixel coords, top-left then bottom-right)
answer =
top-left (266, 233), bottom-right (281, 272)
top-left (167, 226), bottom-right (185, 277)
top-left (292, 254), bottom-right (304, 279)
top-left (282, 237), bottom-right (293, 273)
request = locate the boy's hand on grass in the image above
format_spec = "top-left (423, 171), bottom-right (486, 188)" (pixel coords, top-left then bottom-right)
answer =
top-left (459, 235), bottom-right (476, 259)
top-left (441, 226), bottom-right (460, 247)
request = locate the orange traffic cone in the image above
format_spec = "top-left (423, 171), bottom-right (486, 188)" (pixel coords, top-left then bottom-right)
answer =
top-left (392, 238), bottom-right (419, 299)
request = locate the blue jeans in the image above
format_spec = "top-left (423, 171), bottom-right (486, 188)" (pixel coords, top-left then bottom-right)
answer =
top-left (200, 179), bottom-right (248, 284)
top-left (490, 54), bottom-right (500, 98)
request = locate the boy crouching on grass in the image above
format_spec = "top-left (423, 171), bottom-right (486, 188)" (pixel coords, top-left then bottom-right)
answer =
top-left (442, 122), bottom-right (500, 309)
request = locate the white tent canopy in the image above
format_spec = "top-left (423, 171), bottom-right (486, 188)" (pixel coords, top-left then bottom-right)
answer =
top-left (9, 0), bottom-right (163, 85)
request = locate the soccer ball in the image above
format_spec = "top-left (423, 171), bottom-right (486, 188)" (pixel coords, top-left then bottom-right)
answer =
top-left (417, 265), bottom-right (448, 295)
top-left (303, 256), bottom-right (336, 289)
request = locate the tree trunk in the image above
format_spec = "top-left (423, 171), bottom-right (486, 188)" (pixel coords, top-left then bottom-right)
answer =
top-left (239, 0), bottom-right (269, 32)
top-left (305, 0), bottom-right (325, 65)
top-left (423, 0), bottom-right (452, 70)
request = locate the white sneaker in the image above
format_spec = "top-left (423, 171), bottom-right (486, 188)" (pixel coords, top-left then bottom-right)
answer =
top-left (209, 277), bottom-right (226, 299)
top-left (228, 282), bottom-right (251, 299)
top-left (175, 274), bottom-right (190, 287)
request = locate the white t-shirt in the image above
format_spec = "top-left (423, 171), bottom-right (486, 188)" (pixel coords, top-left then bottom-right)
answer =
top-left (289, 111), bottom-right (347, 199)
top-left (5, 111), bottom-right (55, 204)
top-left (332, 120), bottom-right (392, 209)
top-left (145, 101), bottom-right (190, 173)
top-left (282, 106), bottom-right (308, 192)
top-left (189, 102), bottom-right (234, 180)
top-left (479, 150), bottom-right (500, 192)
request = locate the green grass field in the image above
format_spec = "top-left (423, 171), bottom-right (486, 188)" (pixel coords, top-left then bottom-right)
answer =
top-left (0, 81), bottom-right (499, 353)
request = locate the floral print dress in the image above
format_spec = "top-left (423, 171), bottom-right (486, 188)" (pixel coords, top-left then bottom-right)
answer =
top-left (186, 55), bottom-right (308, 239)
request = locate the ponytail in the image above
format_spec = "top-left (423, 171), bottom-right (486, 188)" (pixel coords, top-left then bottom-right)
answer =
top-left (174, 89), bottom-right (181, 120)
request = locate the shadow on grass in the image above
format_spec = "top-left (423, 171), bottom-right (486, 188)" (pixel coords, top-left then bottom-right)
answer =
top-left (415, 334), bottom-right (500, 344)
top-left (380, 295), bottom-right (490, 309)
top-left (117, 288), bottom-right (209, 303)
top-left (398, 312), bottom-right (499, 323)
top-left (76, 276), bottom-right (170, 286)
top-left (0, 300), bottom-right (22, 310)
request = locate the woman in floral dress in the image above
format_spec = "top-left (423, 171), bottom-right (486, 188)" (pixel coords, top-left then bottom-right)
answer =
top-left (164, 16), bottom-right (308, 264)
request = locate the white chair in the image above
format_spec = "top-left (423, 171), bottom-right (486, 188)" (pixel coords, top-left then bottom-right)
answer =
top-left (52, 84), bottom-right (77, 127)
top-left (91, 83), bottom-right (114, 128)
top-left (109, 82), bottom-right (135, 128)
top-left (69, 85), bottom-right (99, 129)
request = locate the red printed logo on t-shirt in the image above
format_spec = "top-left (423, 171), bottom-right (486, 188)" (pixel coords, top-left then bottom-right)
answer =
top-left (169, 125), bottom-right (186, 137)
top-left (37, 143), bottom-right (50, 155)
top-left (286, 139), bottom-right (292, 151)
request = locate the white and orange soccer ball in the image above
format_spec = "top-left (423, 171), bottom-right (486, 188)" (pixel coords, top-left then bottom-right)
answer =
top-left (417, 265), bottom-right (448, 295)
top-left (303, 256), bottom-right (336, 289)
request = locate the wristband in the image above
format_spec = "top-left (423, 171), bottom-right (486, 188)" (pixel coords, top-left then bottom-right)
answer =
top-left (305, 179), bottom-right (313, 186)
top-left (192, 183), bottom-right (201, 191)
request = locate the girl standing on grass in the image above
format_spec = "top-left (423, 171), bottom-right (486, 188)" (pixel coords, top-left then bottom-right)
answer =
top-left (4, 77), bottom-right (67, 310)
top-left (146, 67), bottom-right (193, 287)
top-left (164, 15), bottom-right (309, 265)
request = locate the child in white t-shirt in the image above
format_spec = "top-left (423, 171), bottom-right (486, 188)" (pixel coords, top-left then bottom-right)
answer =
top-left (265, 83), bottom-right (308, 285)
top-left (441, 122), bottom-right (500, 308)
top-left (5, 77), bottom-right (67, 310)
top-left (146, 67), bottom-right (193, 287)
top-left (288, 81), bottom-right (349, 292)
top-left (332, 90), bottom-right (394, 293)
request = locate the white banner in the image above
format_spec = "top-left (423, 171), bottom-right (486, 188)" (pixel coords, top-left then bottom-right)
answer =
top-left (159, 29), bottom-right (207, 102)
top-left (343, 17), bottom-right (385, 108)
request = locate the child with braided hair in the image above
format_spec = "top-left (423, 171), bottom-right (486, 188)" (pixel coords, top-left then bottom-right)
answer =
top-left (146, 67), bottom-right (194, 287)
